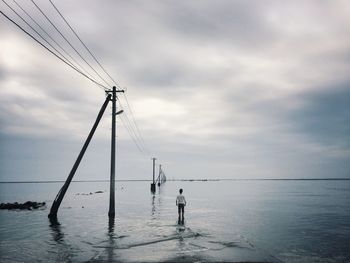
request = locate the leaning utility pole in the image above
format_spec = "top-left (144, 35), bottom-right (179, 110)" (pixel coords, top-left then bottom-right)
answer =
top-left (151, 157), bottom-right (156, 192)
top-left (107, 86), bottom-right (124, 218)
top-left (48, 86), bottom-right (124, 220)
top-left (48, 94), bottom-right (112, 219)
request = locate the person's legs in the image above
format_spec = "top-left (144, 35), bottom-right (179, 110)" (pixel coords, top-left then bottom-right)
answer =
top-left (181, 205), bottom-right (185, 222)
top-left (178, 204), bottom-right (184, 220)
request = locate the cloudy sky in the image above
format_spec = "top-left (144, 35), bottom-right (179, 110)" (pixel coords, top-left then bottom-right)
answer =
top-left (1, 0), bottom-right (349, 181)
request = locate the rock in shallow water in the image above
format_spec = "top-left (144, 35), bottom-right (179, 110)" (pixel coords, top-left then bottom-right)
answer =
top-left (0, 201), bottom-right (46, 210)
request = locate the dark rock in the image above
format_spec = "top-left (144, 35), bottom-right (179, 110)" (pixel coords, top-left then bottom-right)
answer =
top-left (76, 191), bottom-right (104, 195)
top-left (0, 201), bottom-right (46, 210)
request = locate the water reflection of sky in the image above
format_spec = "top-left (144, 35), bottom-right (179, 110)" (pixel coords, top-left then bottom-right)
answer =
top-left (0, 180), bottom-right (349, 262)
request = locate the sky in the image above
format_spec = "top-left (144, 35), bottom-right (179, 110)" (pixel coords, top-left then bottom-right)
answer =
top-left (0, 0), bottom-right (350, 181)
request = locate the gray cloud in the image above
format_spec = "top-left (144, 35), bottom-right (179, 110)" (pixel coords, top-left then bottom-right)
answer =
top-left (288, 83), bottom-right (350, 147)
top-left (1, 0), bottom-right (350, 181)
top-left (159, 1), bottom-right (276, 48)
top-left (0, 65), bottom-right (7, 82)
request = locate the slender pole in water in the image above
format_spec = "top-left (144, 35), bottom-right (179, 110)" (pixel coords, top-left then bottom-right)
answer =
top-left (151, 157), bottom-right (156, 192)
top-left (48, 94), bottom-right (112, 219)
top-left (108, 86), bottom-right (124, 218)
top-left (158, 164), bottom-right (162, 187)
top-left (108, 86), bottom-right (117, 218)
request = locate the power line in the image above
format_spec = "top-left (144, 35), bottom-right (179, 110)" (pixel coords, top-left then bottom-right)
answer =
top-left (117, 100), bottom-right (148, 154)
top-left (114, 101), bottom-right (146, 155)
top-left (30, 0), bottom-right (112, 89)
top-left (118, 97), bottom-right (149, 153)
top-left (117, 100), bottom-right (142, 143)
top-left (47, 0), bottom-right (149, 154)
top-left (119, 113), bottom-right (146, 155)
top-left (48, 0), bottom-right (121, 88)
top-left (121, 92), bottom-right (148, 147)
top-left (11, 0), bottom-right (97, 84)
top-left (0, 8), bottom-right (108, 89)
top-left (2, 1), bottom-right (152, 156)
top-left (2, 0), bottom-right (73, 68)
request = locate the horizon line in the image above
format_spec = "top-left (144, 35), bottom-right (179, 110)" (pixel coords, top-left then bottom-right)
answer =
top-left (0, 178), bottom-right (349, 183)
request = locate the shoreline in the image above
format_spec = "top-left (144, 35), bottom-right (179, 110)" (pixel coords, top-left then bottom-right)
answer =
top-left (0, 178), bottom-right (349, 184)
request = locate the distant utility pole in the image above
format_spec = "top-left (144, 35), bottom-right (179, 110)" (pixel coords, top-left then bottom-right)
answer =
top-left (158, 164), bottom-right (162, 187)
top-left (151, 157), bottom-right (156, 192)
top-left (107, 86), bottom-right (124, 218)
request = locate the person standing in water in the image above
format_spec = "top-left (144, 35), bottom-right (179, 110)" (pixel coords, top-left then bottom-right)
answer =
top-left (176, 188), bottom-right (186, 223)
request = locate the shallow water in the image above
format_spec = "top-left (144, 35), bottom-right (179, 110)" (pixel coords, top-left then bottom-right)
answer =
top-left (0, 180), bottom-right (349, 262)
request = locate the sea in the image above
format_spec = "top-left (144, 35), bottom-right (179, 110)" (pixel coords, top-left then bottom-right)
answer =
top-left (0, 179), bottom-right (349, 263)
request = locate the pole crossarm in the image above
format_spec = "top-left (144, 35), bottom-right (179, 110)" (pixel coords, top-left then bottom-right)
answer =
top-left (106, 87), bottom-right (125, 95)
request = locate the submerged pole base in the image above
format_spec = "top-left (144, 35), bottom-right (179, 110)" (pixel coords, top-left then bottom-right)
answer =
top-left (48, 215), bottom-right (60, 226)
top-left (48, 213), bottom-right (57, 219)
top-left (108, 211), bottom-right (115, 218)
top-left (151, 183), bottom-right (156, 193)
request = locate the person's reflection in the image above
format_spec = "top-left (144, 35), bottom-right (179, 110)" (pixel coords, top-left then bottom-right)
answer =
top-left (49, 217), bottom-right (64, 243)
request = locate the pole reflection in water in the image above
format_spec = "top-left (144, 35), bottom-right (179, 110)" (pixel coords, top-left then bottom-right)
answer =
top-left (158, 188), bottom-right (162, 207)
top-left (49, 217), bottom-right (64, 243)
top-left (48, 217), bottom-right (74, 262)
top-left (151, 194), bottom-right (156, 217)
top-left (151, 188), bottom-right (163, 219)
top-left (107, 217), bottom-right (116, 262)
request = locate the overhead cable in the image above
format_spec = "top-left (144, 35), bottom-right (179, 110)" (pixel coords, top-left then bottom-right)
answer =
top-left (118, 98), bottom-right (149, 154)
top-left (0, 9), bottom-right (108, 89)
top-left (122, 93), bottom-right (148, 147)
top-left (11, 0), bottom-right (96, 83)
top-left (48, 0), bottom-right (121, 88)
top-left (30, 0), bottom-right (112, 89)
top-left (117, 100), bottom-right (148, 154)
top-left (48, 0), bottom-right (149, 154)
top-left (117, 106), bottom-right (146, 155)
top-left (117, 99), bottom-right (148, 151)
top-left (2, 1), bottom-right (150, 156)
